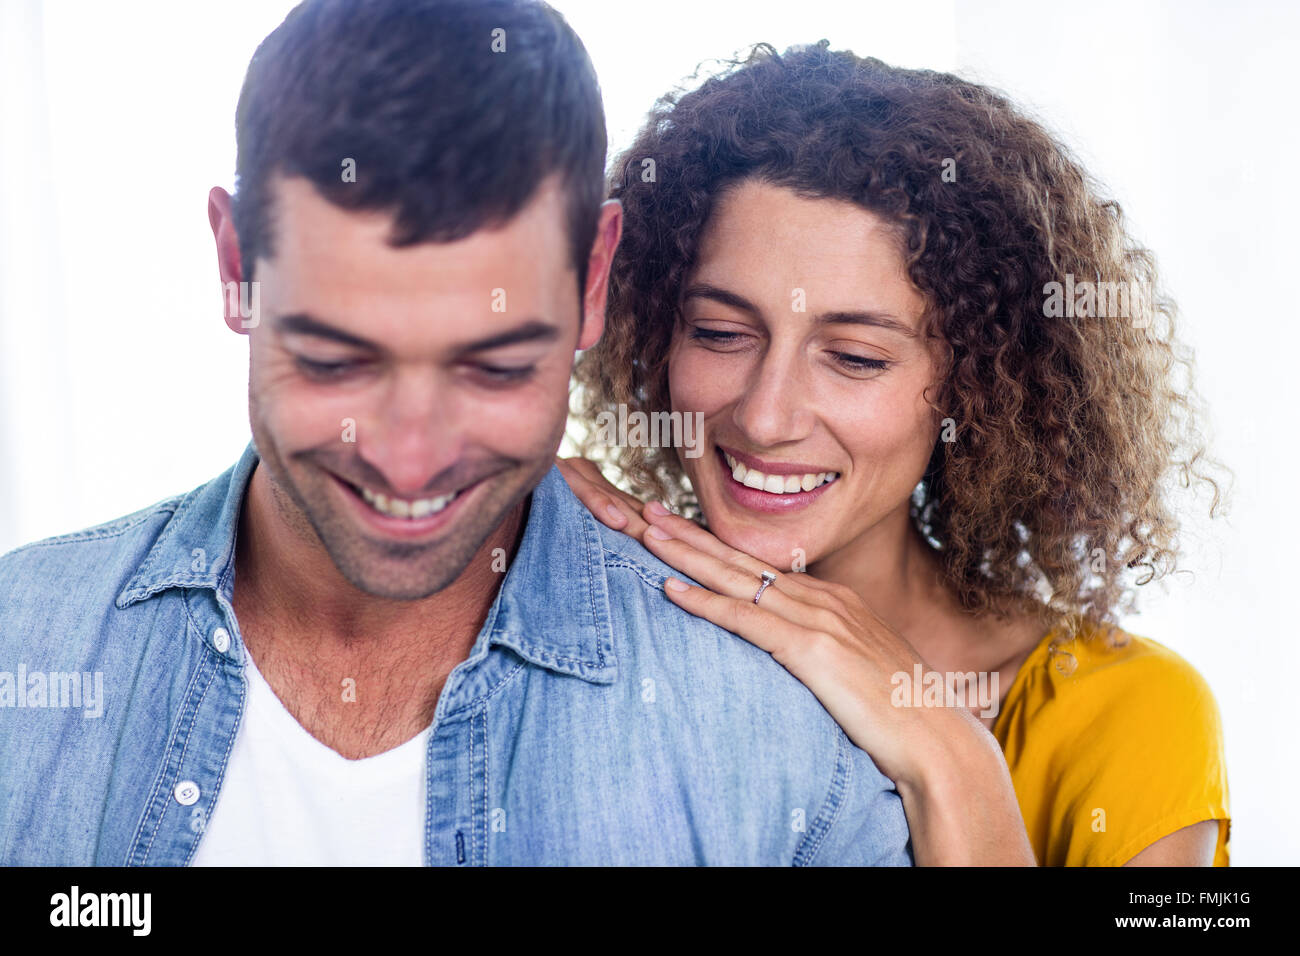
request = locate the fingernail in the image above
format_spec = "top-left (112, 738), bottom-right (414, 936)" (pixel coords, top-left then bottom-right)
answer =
top-left (648, 501), bottom-right (671, 516)
top-left (604, 504), bottom-right (627, 524)
top-left (664, 577), bottom-right (689, 592)
top-left (647, 525), bottom-right (672, 540)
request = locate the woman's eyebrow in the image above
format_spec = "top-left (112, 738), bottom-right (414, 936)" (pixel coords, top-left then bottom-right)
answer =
top-left (683, 284), bottom-right (916, 337)
top-left (816, 310), bottom-right (918, 338)
top-left (681, 283), bottom-right (759, 315)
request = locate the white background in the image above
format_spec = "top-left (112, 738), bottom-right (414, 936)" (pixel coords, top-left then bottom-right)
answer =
top-left (1, 0), bottom-right (1295, 864)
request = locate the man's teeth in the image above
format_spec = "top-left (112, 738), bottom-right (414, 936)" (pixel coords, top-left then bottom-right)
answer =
top-left (358, 485), bottom-right (459, 519)
top-left (723, 452), bottom-right (839, 494)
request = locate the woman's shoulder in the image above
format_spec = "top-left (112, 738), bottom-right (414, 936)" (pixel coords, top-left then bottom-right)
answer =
top-left (1004, 621), bottom-right (1221, 721)
top-left (996, 621), bottom-right (1230, 865)
top-left (1052, 626), bottom-right (1220, 723)
top-left (996, 619), bottom-right (1229, 801)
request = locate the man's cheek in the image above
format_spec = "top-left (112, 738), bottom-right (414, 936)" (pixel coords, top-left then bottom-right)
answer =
top-left (265, 386), bottom-right (361, 451)
top-left (476, 380), bottom-right (568, 452)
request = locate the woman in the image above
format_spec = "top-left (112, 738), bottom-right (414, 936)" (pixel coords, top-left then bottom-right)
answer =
top-left (561, 42), bottom-right (1231, 865)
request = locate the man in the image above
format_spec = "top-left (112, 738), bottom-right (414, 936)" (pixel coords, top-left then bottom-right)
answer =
top-left (0, 0), bottom-right (910, 865)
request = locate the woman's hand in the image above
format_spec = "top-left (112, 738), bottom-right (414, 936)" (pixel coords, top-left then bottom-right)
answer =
top-left (638, 501), bottom-right (1036, 866)
top-left (554, 456), bottom-right (653, 543)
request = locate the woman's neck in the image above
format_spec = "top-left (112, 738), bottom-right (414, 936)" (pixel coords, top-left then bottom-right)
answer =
top-left (809, 503), bottom-right (948, 634)
top-left (807, 504), bottom-right (1049, 673)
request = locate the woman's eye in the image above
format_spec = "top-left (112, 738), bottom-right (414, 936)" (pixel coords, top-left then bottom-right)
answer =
top-left (831, 352), bottom-right (891, 373)
top-left (689, 328), bottom-right (743, 344)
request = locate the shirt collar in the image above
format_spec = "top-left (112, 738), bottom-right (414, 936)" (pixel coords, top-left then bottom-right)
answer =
top-left (478, 464), bottom-right (618, 684)
top-left (117, 441), bottom-right (259, 609)
top-left (118, 442), bottom-right (619, 685)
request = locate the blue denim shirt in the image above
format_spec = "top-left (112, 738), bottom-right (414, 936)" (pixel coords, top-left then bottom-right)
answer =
top-left (0, 441), bottom-right (911, 865)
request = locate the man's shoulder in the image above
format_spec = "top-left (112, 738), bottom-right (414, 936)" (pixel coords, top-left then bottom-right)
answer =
top-left (590, 519), bottom-right (752, 643)
top-left (588, 522), bottom-right (913, 865)
top-left (588, 520), bottom-right (841, 709)
top-left (0, 469), bottom-right (226, 641)
top-left (0, 448), bottom-right (252, 619)
top-left (3, 494), bottom-right (183, 558)
top-left (0, 494), bottom-right (184, 586)
top-left (589, 519), bottom-right (689, 592)
top-left (0, 493), bottom-right (192, 661)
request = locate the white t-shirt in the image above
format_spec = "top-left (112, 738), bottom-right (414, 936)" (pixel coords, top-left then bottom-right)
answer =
top-left (191, 650), bottom-right (430, 866)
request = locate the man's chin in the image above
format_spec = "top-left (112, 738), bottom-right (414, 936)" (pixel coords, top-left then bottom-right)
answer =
top-left (308, 469), bottom-right (533, 601)
top-left (309, 518), bottom-right (482, 602)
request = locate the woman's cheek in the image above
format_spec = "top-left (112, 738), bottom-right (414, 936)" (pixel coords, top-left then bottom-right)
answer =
top-left (670, 346), bottom-right (744, 414)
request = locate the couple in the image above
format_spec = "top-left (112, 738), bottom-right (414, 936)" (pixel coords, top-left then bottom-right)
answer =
top-left (0, 0), bottom-right (1228, 866)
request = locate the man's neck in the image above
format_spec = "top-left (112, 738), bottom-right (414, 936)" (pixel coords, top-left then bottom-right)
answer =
top-left (235, 464), bottom-right (525, 646)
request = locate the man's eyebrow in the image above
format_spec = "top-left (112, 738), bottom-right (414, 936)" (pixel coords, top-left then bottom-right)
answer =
top-left (276, 313), bottom-right (381, 350)
top-left (273, 313), bottom-right (563, 353)
top-left (455, 320), bottom-right (562, 354)
top-left (682, 284), bottom-right (918, 338)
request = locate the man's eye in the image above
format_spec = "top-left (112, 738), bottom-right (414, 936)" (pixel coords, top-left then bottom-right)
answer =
top-left (295, 357), bottom-right (360, 379)
top-left (476, 364), bottom-right (537, 384)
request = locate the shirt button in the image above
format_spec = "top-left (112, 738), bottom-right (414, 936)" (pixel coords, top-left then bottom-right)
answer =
top-left (213, 627), bottom-right (231, 653)
top-left (174, 780), bottom-right (201, 806)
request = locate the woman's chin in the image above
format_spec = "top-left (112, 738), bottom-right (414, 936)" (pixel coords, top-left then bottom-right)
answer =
top-left (700, 509), bottom-right (816, 571)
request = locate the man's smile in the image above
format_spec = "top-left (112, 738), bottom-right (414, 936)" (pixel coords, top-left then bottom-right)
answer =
top-left (328, 469), bottom-right (487, 540)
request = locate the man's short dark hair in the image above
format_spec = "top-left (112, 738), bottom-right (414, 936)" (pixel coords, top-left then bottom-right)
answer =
top-left (231, 0), bottom-right (607, 295)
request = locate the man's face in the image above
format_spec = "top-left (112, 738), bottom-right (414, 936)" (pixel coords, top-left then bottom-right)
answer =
top-left (241, 174), bottom-right (599, 600)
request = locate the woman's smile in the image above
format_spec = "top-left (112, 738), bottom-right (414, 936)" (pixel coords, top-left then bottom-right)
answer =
top-left (709, 443), bottom-right (841, 514)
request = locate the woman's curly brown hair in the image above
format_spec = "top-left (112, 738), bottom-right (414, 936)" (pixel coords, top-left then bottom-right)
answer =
top-left (571, 40), bottom-right (1230, 644)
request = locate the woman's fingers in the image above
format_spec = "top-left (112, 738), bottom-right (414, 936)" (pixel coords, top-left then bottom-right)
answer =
top-left (640, 503), bottom-right (731, 558)
top-left (662, 576), bottom-right (809, 659)
top-left (643, 523), bottom-right (834, 627)
top-left (641, 505), bottom-right (826, 602)
top-left (555, 456), bottom-right (651, 540)
top-left (561, 457), bottom-right (647, 512)
top-left (643, 516), bottom-right (776, 595)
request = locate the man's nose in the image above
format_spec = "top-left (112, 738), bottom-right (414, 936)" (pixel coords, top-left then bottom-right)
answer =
top-left (357, 370), bottom-right (463, 496)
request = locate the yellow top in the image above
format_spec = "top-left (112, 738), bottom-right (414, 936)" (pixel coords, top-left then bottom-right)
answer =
top-left (991, 623), bottom-right (1230, 866)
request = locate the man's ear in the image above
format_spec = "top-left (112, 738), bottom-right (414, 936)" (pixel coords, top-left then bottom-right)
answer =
top-left (577, 199), bottom-right (623, 351)
top-left (208, 186), bottom-right (249, 335)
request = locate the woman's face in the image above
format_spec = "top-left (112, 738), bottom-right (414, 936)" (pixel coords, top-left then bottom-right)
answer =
top-left (668, 178), bottom-right (944, 572)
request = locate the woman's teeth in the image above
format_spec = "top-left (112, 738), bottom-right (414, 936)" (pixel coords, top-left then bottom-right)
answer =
top-left (723, 452), bottom-right (839, 494)
top-left (357, 484), bottom-right (459, 519)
